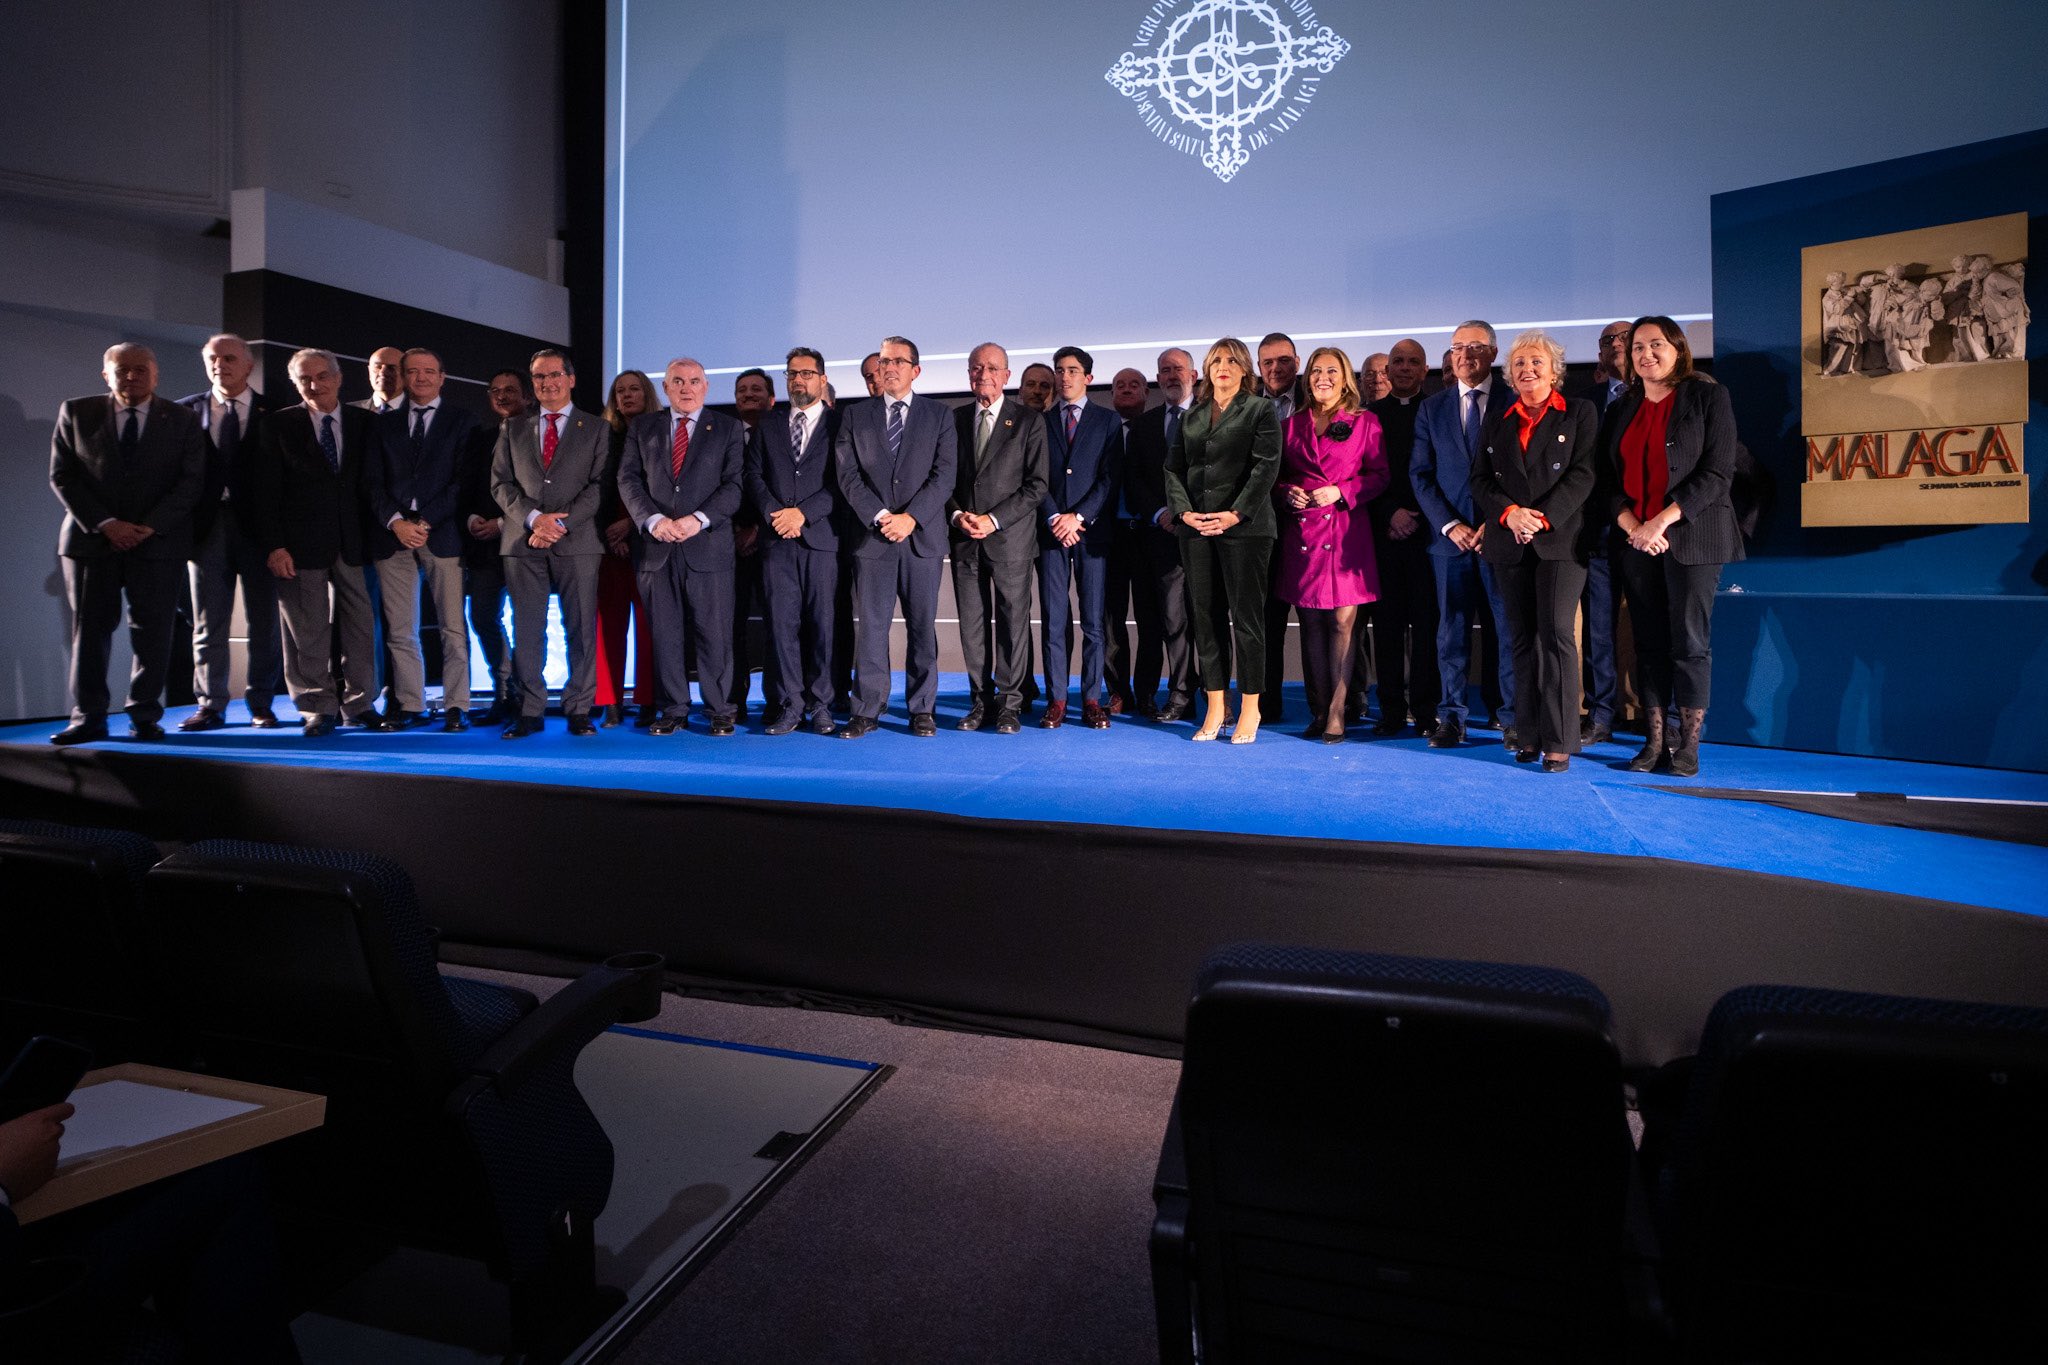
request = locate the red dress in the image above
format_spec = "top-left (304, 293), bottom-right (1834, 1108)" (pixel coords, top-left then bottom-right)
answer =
top-left (1274, 410), bottom-right (1390, 609)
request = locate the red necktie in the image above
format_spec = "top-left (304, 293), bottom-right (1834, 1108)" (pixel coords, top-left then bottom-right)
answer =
top-left (671, 415), bottom-right (690, 478)
top-left (1065, 404), bottom-right (1079, 444)
top-left (542, 411), bottom-right (560, 468)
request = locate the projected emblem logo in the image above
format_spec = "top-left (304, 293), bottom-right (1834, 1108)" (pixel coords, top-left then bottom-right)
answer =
top-left (1105, 0), bottom-right (1349, 184)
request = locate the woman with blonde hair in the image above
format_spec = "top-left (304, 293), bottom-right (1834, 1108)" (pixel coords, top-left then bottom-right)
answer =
top-left (1275, 346), bottom-right (1389, 741)
top-left (1165, 337), bottom-right (1282, 742)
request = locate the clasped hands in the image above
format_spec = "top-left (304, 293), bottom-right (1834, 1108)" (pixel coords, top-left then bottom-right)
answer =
top-left (101, 519), bottom-right (155, 552)
top-left (527, 511), bottom-right (570, 549)
top-left (1621, 508), bottom-right (1675, 555)
top-left (1181, 509), bottom-right (1241, 537)
top-left (955, 511), bottom-right (995, 540)
top-left (1282, 484), bottom-right (1342, 512)
top-left (877, 511), bottom-right (918, 543)
top-left (1503, 506), bottom-right (1546, 545)
top-left (394, 518), bottom-right (431, 550)
top-left (768, 507), bottom-right (807, 539)
top-left (1049, 512), bottom-right (1083, 548)
top-left (649, 514), bottom-right (702, 544)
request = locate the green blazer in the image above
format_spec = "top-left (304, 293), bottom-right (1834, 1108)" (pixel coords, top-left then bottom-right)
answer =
top-left (1163, 391), bottom-right (1281, 540)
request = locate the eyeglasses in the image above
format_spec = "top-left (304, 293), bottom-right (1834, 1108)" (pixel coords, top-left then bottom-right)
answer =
top-left (784, 368), bottom-right (823, 380)
top-left (874, 356), bottom-right (915, 369)
top-left (1447, 343), bottom-right (1495, 357)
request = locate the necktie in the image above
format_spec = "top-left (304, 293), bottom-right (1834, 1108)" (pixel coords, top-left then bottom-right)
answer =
top-left (975, 407), bottom-right (992, 458)
top-left (318, 413), bottom-right (339, 472)
top-left (119, 408), bottom-right (139, 457)
top-left (412, 406), bottom-right (429, 446)
top-left (216, 400), bottom-right (240, 461)
top-left (1463, 389), bottom-right (1483, 453)
top-left (542, 411), bottom-right (560, 469)
top-left (790, 409), bottom-right (807, 462)
top-left (887, 401), bottom-right (905, 461)
top-left (1065, 404), bottom-right (1080, 445)
top-left (1165, 405), bottom-right (1181, 449)
top-left (671, 414), bottom-right (690, 479)
top-left (1117, 420), bottom-right (1132, 519)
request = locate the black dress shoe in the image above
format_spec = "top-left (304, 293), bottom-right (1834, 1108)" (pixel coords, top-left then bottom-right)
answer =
top-left (910, 712), bottom-right (937, 737)
top-left (809, 711), bottom-right (835, 735)
top-left (1580, 721), bottom-right (1612, 746)
top-left (129, 720), bottom-right (166, 742)
top-left (635, 706), bottom-right (658, 729)
top-left (391, 709), bottom-right (432, 729)
top-left (1427, 719), bottom-right (1465, 748)
top-left (838, 715), bottom-right (877, 739)
top-left (1154, 700), bottom-right (1190, 723)
top-left (1515, 747), bottom-right (1540, 763)
top-left (567, 713), bottom-right (597, 736)
top-left (177, 708), bottom-right (227, 732)
top-left (600, 702), bottom-right (626, 727)
top-left (442, 709), bottom-right (470, 732)
top-left (994, 708), bottom-right (1022, 734)
top-left (649, 716), bottom-right (680, 736)
top-left (49, 720), bottom-right (108, 746)
top-left (1372, 715), bottom-right (1404, 736)
top-left (348, 709), bottom-right (391, 731)
top-left (1501, 727), bottom-right (1522, 751)
top-left (1542, 755), bottom-right (1570, 773)
top-left (247, 706), bottom-right (281, 729)
top-left (763, 711), bottom-right (798, 736)
top-left (957, 701), bottom-right (987, 731)
top-left (302, 713), bottom-right (338, 737)
top-left (708, 715), bottom-right (736, 736)
top-left (501, 717), bottom-right (543, 739)
top-left (478, 699), bottom-right (513, 725)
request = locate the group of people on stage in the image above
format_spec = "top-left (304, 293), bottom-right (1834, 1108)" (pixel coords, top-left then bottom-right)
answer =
top-left (48, 314), bottom-right (1744, 773)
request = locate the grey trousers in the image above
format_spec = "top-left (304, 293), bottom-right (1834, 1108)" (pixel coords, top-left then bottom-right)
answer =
top-left (276, 560), bottom-right (378, 720)
top-left (505, 552), bottom-right (600, 719)
top-left (187, 516), bottom-right (283, 712)
top-left (375, 544), bottom-right (470, 711)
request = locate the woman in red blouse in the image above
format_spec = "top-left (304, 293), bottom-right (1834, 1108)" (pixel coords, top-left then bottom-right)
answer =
top-left (1274, 347), bottom-right (1390, 741)
top-left (1470, 331), bottom-right (1597, 771)
top-left (1596, 317), bottom-right (1744, 776)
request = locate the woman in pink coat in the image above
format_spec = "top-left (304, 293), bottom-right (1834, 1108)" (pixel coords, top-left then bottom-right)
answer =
top-left (1276, 346), bottom-right (1390, 742)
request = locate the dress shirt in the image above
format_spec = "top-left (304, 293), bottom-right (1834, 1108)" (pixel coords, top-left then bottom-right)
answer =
top-left (526, 402), bottom-right (574, 529)
top-left (641, 407), bottom-right (711, 534)
top-left (1442, 377), bottom-right (1496, 537)
top-left (1050, 399), bottom-right (1088, 527)
top-left (388, 401), bottom-right (439, 524)
top-left (788, 399), bottom-right (825, 462)
top-left (1269, 387), bottom-right (1297, 424)
top-left (113, 398), bottom-right (150, 440)
top-left (957, 398), bottom-right (1004, 532)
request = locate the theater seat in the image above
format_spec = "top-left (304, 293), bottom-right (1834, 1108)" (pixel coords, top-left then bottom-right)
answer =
top-left (143, 839), bottom-right (665, 1352)
top-left (0, 818), bottom-right (163, 1064)
top-left (1152, 943), bottom-right (1635, 1364)
top-left (1655, 983), bottom-right (2048, 1363)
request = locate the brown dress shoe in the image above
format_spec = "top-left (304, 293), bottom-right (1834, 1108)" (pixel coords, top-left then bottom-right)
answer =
top-left (1038, 700), bottom-right (1067, 729)
top-left (1082, 700), bottom-right (1111, 729)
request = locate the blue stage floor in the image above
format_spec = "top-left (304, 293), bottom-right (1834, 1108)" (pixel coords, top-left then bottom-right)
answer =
top-left (6, 676), bottom-right (2045, 920)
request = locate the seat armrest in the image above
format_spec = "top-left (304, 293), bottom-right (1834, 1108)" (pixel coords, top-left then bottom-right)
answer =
top-left (461, 952), bottom-right (664, 1097)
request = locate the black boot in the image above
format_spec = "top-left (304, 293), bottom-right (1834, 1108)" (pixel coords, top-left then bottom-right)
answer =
top-left (1626, 708), bottom-right (1665, 773)
top-left (1669, 706), bottom-right (1705, 777)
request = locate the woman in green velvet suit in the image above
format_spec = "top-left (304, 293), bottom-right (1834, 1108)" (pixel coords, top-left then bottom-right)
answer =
top-left (1165, 337), bottom-right (1282, 743)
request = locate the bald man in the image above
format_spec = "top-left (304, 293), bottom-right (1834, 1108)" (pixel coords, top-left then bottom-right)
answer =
top-left (352, 346), bottom-right (405, 415)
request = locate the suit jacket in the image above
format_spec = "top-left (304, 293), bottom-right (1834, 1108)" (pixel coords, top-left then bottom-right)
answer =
top-left (1120, 402), bottom-right (1185, 529)
top-left (460, 421), bottom-right (510, 569)
top-left (1410, 375), bottom-right (1518, 556)
top-left (247, 402), bottom-right (376, 569)
top-left (492, 406), bottom-right (609, 558)
top-left (833, 393), bottom-right (957, 559)
top-left (1164, 391), bottom-right (1281, 540)
top-left (1364, 391), bottom-right (1426, 532)
top-left (1471, 396), bottom-right (1598, 564)
top-left (1595, 377), bottom-right (1746, 566)
top-left (949, 398), bottom-right (1048, 562)
top-left (177, 388), bottom-right (273, 545)
top-left (745, 403), bottom-right (846, 553)
top-left (1040, 401), bottom-right (1123, 548)
top-left (618, 408), bottom-right (743, 571)
top-left (368, 398), bottom-right (479, 558)
top-left (50, 395), bottom-right (205, 561)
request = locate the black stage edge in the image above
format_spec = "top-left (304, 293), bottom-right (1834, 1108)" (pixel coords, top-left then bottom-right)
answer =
top-left (1676, 786), bottom-right (2048, 848)
top-left (4, 747), bottom-right (2045, 1071)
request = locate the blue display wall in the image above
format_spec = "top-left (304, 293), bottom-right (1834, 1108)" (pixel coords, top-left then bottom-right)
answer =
top-left (1709, 128), bottom-right (2046, 771)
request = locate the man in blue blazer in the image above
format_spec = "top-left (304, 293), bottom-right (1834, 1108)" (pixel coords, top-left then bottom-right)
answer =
top-left (745, 346), bottom-right (845, 735)
top-left (619, 358), bottom-right (745, 736)
top-left (1410, 320), bottom-right (1519, 748)
top-left (368, 348), bottom-right (480, 729)
top-left (832, 336), bottom-right (957, 737)
top-left (1038, 346), bottom-right (1124, 729)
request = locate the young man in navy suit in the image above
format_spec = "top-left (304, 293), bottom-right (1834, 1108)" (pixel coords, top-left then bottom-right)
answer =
top-left (368, 348), bottom-right (479, 729)
top-left (832, 336), bottom-right (957, 738)
top-left (745, 347), bottom-right (844, 735)
top-left (1038, 346), bottom-right (1124, 729)
top-left (1410, 320), bottom-right (1519, 749)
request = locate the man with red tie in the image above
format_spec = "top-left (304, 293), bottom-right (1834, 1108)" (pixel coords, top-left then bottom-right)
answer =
top-left (492, 349), bottom-right (610, 738)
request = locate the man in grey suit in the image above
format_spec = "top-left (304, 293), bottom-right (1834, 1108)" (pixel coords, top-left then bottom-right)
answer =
top-left (833, 335), bottom-right (957, 738)
top-left (492, 348), bottom-right (610, 738)
top-left (949, 342), bottom-right (1048, 734)
top-left (47, 343), bottom-right (206, 744)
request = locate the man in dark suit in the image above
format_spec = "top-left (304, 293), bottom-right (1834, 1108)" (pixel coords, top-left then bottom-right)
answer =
top-left (724, 368), bottom-right (777, 720)
top-left (1109, 348), bottom-right (1196, 722)
top-left (351, 346), bottom-right (405, 415)
top-left (949, 343), bottom-right (1048, 734)
top-left (833, 335), bottom-right (957, 738)
top-left (1100, 367), bottom-right (1150, 716)
top-left (1571, 319), bottom-right (1634, 746)
top-left (1038, 346), bottom-right (1123, 729)
top-left (461, 370), bottom-right (528, 722)
top-left (1256, 332), bottom-right (1308, 723)
top-left (177, 332), bottom-right (282, 730)
top-left (367, 348), bottom-right (480, 730)
top-left (1411, 320), bottom-right (1519, 749)
top-left (621, 358), bottom-right (744, 735)
top-left (746, 347), bottom-right (844, 735)
top-left (492, 348), bottom-right (610, 738)
top-left (245, 348), bottom-right (384, 735)
top-left (47, 343), bottom-right (206, 744)
top-left (1358, 338), bottom-right (1442, 734)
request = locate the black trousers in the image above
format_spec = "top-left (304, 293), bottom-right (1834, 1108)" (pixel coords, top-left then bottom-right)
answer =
top-left (642, 554), bottom-right (735, 723)
top-left (727, 547), bottom-right (765, 711)
top-left (1619, 549), bottom-right (1721, 710)
top-left (62, 553), bottom-right (182, 725)
top-left (952, 543), bottom-right (1033, 710)
top-left (761, 538), bottom-right (838, 718)
top-left (1182, 534), bottom-right (1271, 695)
top-left (465, 556), bottom-right (513, 696)
top-left (1499, 554), bottom-right (1589, 755)
top-left (1262, 540), bottom-right (1293, 720)
top-left (1358, 527), bottom-right (1441, 725)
